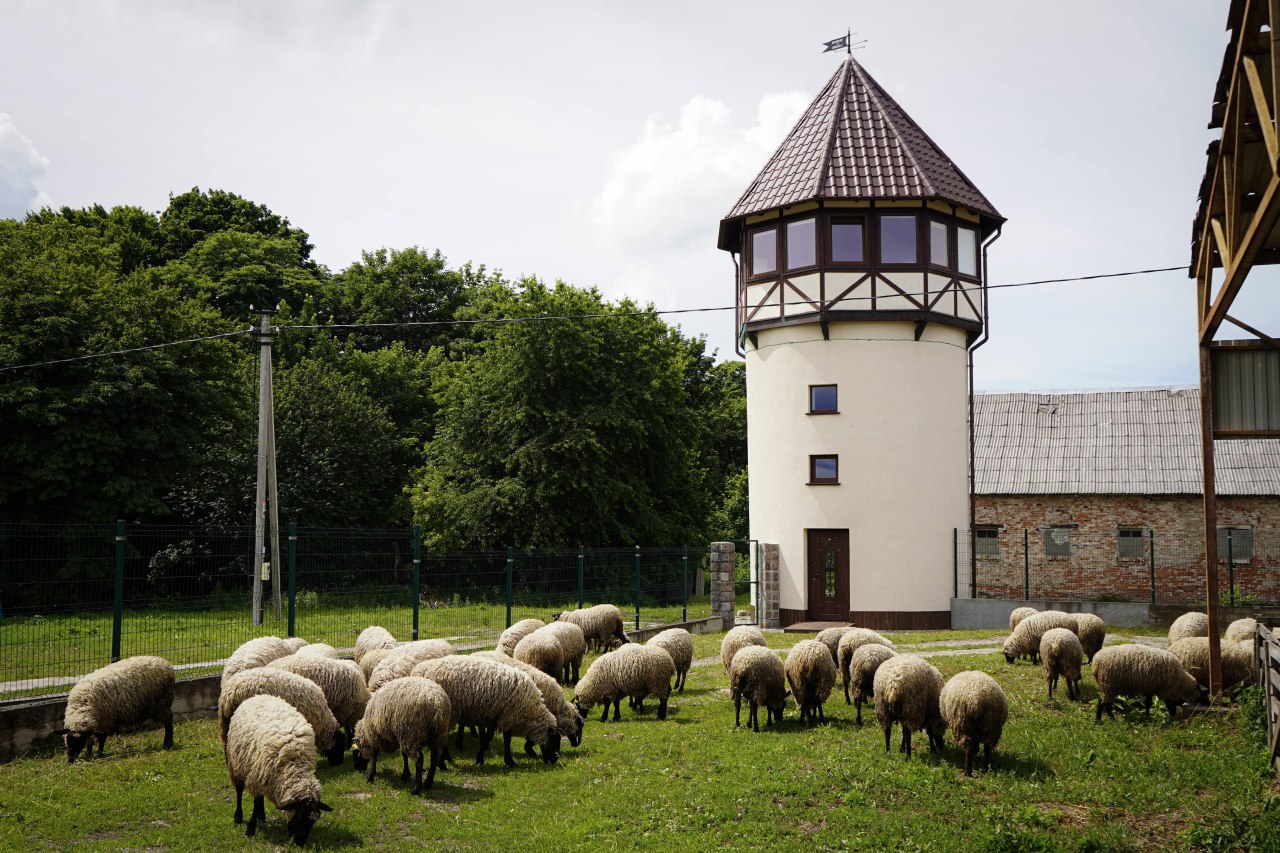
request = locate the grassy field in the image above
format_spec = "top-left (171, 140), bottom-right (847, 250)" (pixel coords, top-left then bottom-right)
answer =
top-left (1, 629), bottom-right (1277, 851)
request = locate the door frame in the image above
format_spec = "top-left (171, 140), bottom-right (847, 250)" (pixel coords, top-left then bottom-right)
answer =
top-left (806, 528), bottom-right (850, 622)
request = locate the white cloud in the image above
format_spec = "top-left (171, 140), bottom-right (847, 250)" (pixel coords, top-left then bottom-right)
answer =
top-left (0, 114), bottom-right (53, 219)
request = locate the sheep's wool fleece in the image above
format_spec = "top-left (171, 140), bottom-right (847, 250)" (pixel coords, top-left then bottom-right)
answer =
top-left (814, 627), bottom-right (854, 666)
top-left (939, 670), bottom-right (1007, 748)
top-left (1168, 637), bottom-right (1255, 689)
top-left (646, 629), bottom-right (693, 673)
top-left (784, 640), bottom-right (837, 707)
top-left (224, 636), bottom-right (294, 680)
top-left (412, 656), bottom-right (556, 743)
top-left (359, 647), bottom-right (396, 681)
top-left (64, 656), bottom-right (174, 734)
top-left (576, 645), bottom-right (675, 708)
top-left (226, 695), bottom-right (321, 812)
top-left (1009, 607), bottom-right (1038, 632)
top-left (218, 668), bottom-right (339, 751)
top-left (368, 640), bottom-right (455, 692)
top-left (721, 626), bottom-right (767, 672)
top-left (838, 629), bottom-right (896, 683)
top-left (355, 676), bottom-right (451, 760)
top-left (1225, 618), bottom-right (1258, 646)
top-left (543, 622), bottom-right (587, 658)
top-left (267, 653), bottom-right (370, 728)
top-left (557, 604), bottom-right (625, 646)
top-left (1071, 613), bottom-right (1106, 659)
top-left (471, 651), bottom-right (581, 738)
top-left (728, 645), bottom-right (787, 707)
top-left (1003, 610), bottom-right (1077, 658)
top-left (498, 619), bottom-right (546, 657)
top-left (1168, 611), bottom-right (1210, 644)
top-left (873, 654), bottom-right (942, 732)
top-left (296, 643), bottom-right (340, 659)
top-left (514, 628), bottom-right (574, 678)
top-left (355, 626), bottom-right (398, 664)
top-left (848, 644), bottom-right (896, 702)
top-left (1039, 628), bottom-right (1083, 681)
top-left (1092, 644), bottom-right (1200, 703)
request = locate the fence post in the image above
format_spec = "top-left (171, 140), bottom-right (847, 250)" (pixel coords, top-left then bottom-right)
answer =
top-left (634, 546), bottom-right (641, 631)
top-left (1148, 529), bottom-right (1156, 604)
top-left (682, 545), bottom-right (689, 623)
top-left (953, 528), bottom-right (959, 598)
top-left (577, 545), bottom-right (584, 611)
top-left (1023, 529), bottom-right (1030, 601)
top-left (505, 547), bottom-right (514, 629)
top-left (287, 522), bottom-right (297, 637)
top-left (1228, 530), bottom-right (1235, 607)
top-left (111, 520), bottom-right (125, 662)
top-left (412, 525), bottom-right (422, 641)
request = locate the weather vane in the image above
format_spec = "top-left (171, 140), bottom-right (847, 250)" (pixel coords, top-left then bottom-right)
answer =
top-left (822, 28), bottom-right (866, 56)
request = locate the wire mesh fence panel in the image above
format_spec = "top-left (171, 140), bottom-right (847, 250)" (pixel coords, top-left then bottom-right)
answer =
top-left (420, 551), bottom-right (510, 645)
top-left (293, 528), bottom-right (416, 650)
top-left (511, 550), bottom-right (581, 627)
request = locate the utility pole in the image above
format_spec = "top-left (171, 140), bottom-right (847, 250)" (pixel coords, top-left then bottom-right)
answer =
top-left (252, 307), bottom-right (283, 625)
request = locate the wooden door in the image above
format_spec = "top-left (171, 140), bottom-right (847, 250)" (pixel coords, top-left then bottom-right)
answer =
top-left (807, 529), bottom-right (849, 621)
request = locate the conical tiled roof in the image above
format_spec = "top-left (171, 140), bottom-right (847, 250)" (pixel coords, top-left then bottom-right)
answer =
top-left (718, 59), bottom-right (1002, 249)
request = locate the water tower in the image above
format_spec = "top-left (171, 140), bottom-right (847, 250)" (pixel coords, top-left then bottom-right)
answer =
top-left (717, 58), bottom-right (1003, 629)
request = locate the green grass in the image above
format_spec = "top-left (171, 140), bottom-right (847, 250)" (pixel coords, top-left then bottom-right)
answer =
top-left (2, 632), bottom-right (1277, 851)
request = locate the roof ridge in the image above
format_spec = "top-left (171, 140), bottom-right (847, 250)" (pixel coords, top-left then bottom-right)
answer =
top-left (813, 60), bottom-right (854, 199)
top-left (850, 60), bottom-right (935, 198)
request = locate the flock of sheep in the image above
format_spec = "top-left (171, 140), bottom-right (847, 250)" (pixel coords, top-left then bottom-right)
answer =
top-left (50, 603), bottom-right (1263, 843)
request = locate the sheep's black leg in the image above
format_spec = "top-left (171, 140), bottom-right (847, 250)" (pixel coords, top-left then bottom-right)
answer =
top-left (401, 751), bottom-right (411, 780)
top-left (635, 695), bottom-right (645, 712)
top-left (818, 702), bottom-right (825, 724)
top-left (600, 705), bottom-right (610, 723)
top-left (612, 699), bottom-right (621, 722)
top-left (365, 748), bottom-right (379, 784)
top-left (845, 679), bottom-right (852, 704)
top-left (475, 726), bottom-right (495, 765)
top-left (658, 695), bottom-right (668, 721)
top-left (425, 747), bottom-right (439, 791)
top-left (750, 700), bottom-right (759, 733)
top-left (901, 727), bottom-right (912, 759)
top-left (524, 739), bottom-right (537, 757)
top-left (410, 751), bottom-right (424, 795)
top-left (1164, 698), bottom-right (1179, 720)
top-left (233, 780), bottom-right (245, 824)
top-left (163, 711), bottom-right (174, 749)
top-left (503, 732), bottom-right (517, 768)
top-left (734, 695), bottom-right (742, 727)
top-left (983, 743), bottom-right (994, 771)
top-left (855, 698), bottom-right (863, 726)
top-left (883, 723), bottom-right (892, 752)
top-left (246, 795), bottom-right (265, 836)
top-left (455, 724), bottom-right (465, 749)
top-left (96, 733), bottom-right (107, 756)
top-left (1095, 700), bottom-right (1104, 722)
top-left (963, 742), bottom-right (976, 777)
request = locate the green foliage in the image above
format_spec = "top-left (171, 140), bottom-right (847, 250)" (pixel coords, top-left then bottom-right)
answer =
top-left (159, 187), bottom-right (314, 263)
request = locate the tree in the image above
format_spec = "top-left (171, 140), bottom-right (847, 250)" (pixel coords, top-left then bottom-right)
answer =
top-left (159, 187), bottom-right (314, 263)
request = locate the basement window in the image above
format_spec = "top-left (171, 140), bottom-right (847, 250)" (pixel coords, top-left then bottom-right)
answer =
top-left (1117, 528), bottom-right (1145, 559)
top-left (975, 526), bottom-right (1000, 558)
top-left (809, 455), bottom-right (839, 485)
top-left (1217, 528), bottom-right (1254, 563)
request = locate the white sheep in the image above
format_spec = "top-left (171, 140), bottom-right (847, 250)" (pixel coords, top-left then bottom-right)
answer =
top-left (646, 628), bottom-right (693, 692)
top-left (1225, 617), bottom-right (1258, 646)
top-left (57, 655), bottom-right (174, 763)
top-left (225, 694), bottom-right (332, 844)
top-left (266, 653), bottom-right (371, 743)
top-left (352, 676), bottom-right (451, 794)
top-left (553, 604), bottom-right (629, 651)
top-left (358, 646), bottom-right (396, 682)
top-left (939, 671), bottom-right (1008, 776)
top-left (411, 655), bottom-right (561, 766)
top-left (1039, 627), bottom-right (1083, 701)
top-left (1167, 611), bottom-right (1209, 644)
top-left (814, 626), bottom-right (854, 670)
top-left (282, 637), bottom-right (309, 653)
top-left (721, 625), bottom-right (767, 672)
top-left (1092, 643), bottom-right (1201, 721)
top-left (1071, 612), bottom-right (1106, 663)
top-left (472, 650), bottom-right (586, 747)
top-left (1167, 637), bottom-right (1256, 696)
top-left (1002, 610), bottom-right (1077, 664)
top-left (846, 644), bottom-right (897, 725)
top-left (515, 622), bottom-right (587, 684)
top-left (367, 639), bottom-right (455, 692)
top-left (837, 628), bottom-right (897, 690)
top-left (1009, 607), bottom-right (1038, 632)
top-left (218, 667), bottom-right (346, 766)
top-left (873, 654), bottom-right (944, 759)
top-left (223, 636), bottom-right (295, 681)
top-left (354, 626), bottom-right (397, 664)
top-left (573, 644), bottom-right (676, 721)
top-left (784, 639), bottom-right (837, 725)
top-left (498, 619), bottom-right (546, 657)
top-left (728, 645), bottom-right (788, 732)
top-left (295, 643), bottom-right (341, 659)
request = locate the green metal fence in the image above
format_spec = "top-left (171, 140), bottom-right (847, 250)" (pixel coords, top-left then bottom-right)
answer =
top-left (0, 523), bottom-right (711, 700)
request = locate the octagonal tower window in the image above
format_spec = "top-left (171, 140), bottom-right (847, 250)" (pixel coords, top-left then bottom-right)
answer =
top-left (750, 227), bottom-right (778, 276)
top-left (879, 215), bottom-right (918, 264)
top-left (786, 218), bottom-right (816, 269)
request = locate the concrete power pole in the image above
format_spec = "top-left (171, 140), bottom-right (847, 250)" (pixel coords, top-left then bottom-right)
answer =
top-left (252, 308), bottom-right (283, 625)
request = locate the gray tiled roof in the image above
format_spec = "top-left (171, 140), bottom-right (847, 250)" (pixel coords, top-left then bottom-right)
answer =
top-left (723, 59), bottom-right (1001, 223)
top-left (975, 388), bottom-right (1280, 496)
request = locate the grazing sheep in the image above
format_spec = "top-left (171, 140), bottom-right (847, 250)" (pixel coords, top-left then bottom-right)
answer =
top-left (837, 629), bottom-right (897, 691)
top-left (721, 625), bottom-right (767, 672)
top-left (939, 671), bottom-right (1008, 776)
top-left (473, 651), bottom-right (586, 747)
top-left (553, 604), bottom-right (629, 651)
top-left (411, 655), bottom-right (561, 767)
top-left (515, 622), bottom-right (587, 684)
top-left (367, 639), bottom-right (455, 692)
top-left (1009, 607), bottom-right (1038, 632)
top-left (1225, 617), bottom-right (1258, 646)
top-left (358, 647), bottom-right (396, 682)
top-left (354, 626), bottom-right (397, 664)
top-left (846, 644), bottom-right (897, 725)
top-left (282, 637), bottom-right (309, 654)
top-left (225, 694), bottom-right (332, 844)
top-left (266, 653), bottom-right (371, 743)
top-left (57, 655), bottom-right (174, 763)
top-left (224, 636), bottom-right (295, 681)
top-left (784, 639), bottom-right (837, 724)
top-left (814, 626), bottom-right (854, 670)
top-left (1071, 613), bottom-right (1106, 663)
top-left (1168, 611), bottom-right (1209, 644)
top-left (352, 676), bottom-right (451, 794)
top-left (218, 668), bottom-right (346, 766)
top-left (1002, 610), bottom-right (1077, 664)
top-left (728, 645), bottom-right (788, 732)
top-left (646, 629), bottom-right (693, 692)
top-left (296, 643), bottom-right (341, 659)
top-left (873, 654), bottom-right (944, 759)
top-left (1039, 628), bottom-right (1084, 700)
top-left (1167, 637), bottom-right (1256, 695)
top-left (1092, 644), bottom-right (1201, 721)
top-left (498, 619), bottom-right (546, 657)
top-left (574, 644), bottom-right (676, 722)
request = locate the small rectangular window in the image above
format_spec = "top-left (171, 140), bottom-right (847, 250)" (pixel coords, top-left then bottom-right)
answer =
top-left (1118, 528), bottom-right (1144, 559)
top-left (956, 226), bottom-right (978, 276)
top-left (809, 455), bottom-right (839, 485)
top-left (1044, 527), bottom-right (1071, 558)
top-left (809, 384), bottom-right (837, 414)
top-left (929, 220), bottom-right (950, 268)
top-left (750, 227), bottom-right (777, 276)
top-left (975, 526), bottom-right (1000, 557)
top-left (1217, 528), bottom-right (1254, 562)
top-left (830, 219), bottom-right (865, 263)
top-left (786, 218), bottom-right (816, 269)
top-left (879, 215), bottom-right (918, 264)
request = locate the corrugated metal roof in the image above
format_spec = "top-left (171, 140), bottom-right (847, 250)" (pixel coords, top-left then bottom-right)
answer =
top-left (723, 59), bottom-right (1002, 225)
top-left (975, 388), bottom-right (1280, 496)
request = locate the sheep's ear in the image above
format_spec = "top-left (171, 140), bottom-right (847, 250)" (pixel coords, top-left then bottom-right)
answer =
top-left (52, 728), bottom-right (70, 736)
top-left (317, 801), bottom-right (333, 812)
top-left (783, 691), bottom-right (792, 699)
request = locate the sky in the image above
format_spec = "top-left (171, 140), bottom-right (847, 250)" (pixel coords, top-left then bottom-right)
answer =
top-left (0, 0), bottom-right (1273, 391)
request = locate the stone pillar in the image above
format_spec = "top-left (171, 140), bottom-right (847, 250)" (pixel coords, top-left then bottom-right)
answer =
top-left (760, 543), bottom-right (780, 629)
top-left (709, 541), bottom-right (737, 630)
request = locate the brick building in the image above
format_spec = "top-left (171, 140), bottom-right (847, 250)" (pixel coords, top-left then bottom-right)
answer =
top-left (971, 387), bottom-right (1280, 605)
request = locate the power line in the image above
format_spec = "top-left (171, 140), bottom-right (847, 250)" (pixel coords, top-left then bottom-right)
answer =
top-left (0, 329), bottom-right (254, 373)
